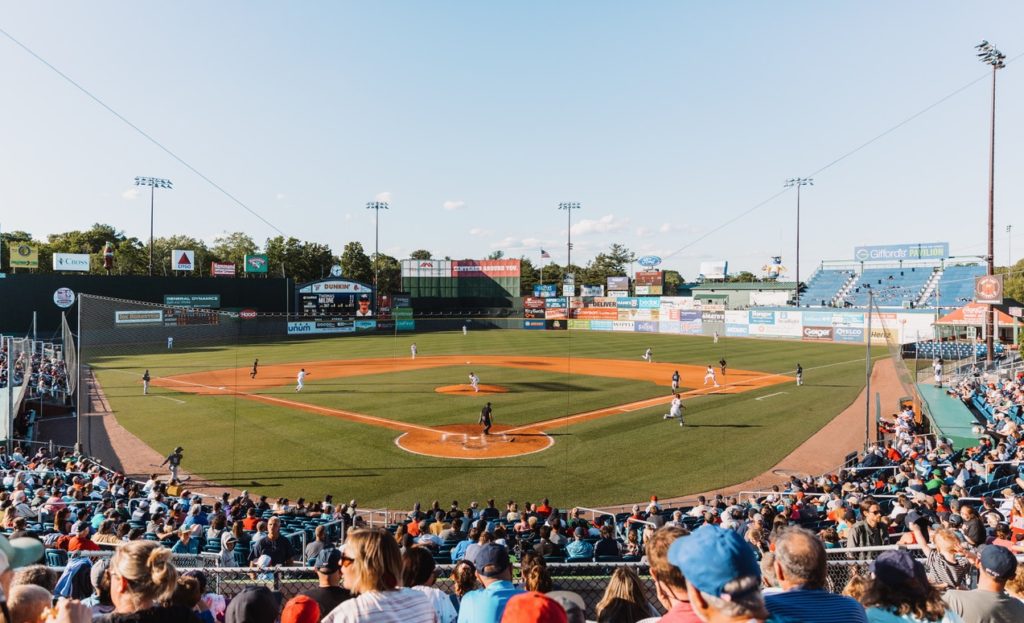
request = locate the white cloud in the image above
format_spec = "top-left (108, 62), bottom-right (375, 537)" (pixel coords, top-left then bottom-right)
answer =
top-left (275, 193), bottom-right (287, 200)
top-left (635, 226), bottom-right (652, 238)
top-left (374, 191), bottom-right (392, 202)
top-left (443, 200), bottom-right (466, 211)
top-left (344, 213), bottom-right (353, 221)
top-left (121, 188), bottom-right (140, 200)
top-left (571, 214), bottom-right (628, 235)
top-left (469, 227), bottom-right (492, 237)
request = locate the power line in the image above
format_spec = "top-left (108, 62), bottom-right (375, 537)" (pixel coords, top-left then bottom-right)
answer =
top-left (0, 26), bottom-right (287, 238)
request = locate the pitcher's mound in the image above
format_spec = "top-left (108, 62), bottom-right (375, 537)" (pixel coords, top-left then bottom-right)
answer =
top-left (435, 384), bottom-right (509, 395)
top-left (395, 424), bottom-right (552, 459)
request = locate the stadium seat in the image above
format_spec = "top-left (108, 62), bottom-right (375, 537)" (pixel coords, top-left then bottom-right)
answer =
top-left (45, 549), bottom-right (68, 566)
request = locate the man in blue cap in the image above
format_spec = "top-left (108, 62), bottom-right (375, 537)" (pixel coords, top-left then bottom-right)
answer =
top-left (457, 542), bottom-right (523, 623)
top-left (668, 523), bottom-right (769, 622)
top-left (944, 543), bottom-right (1024, 621)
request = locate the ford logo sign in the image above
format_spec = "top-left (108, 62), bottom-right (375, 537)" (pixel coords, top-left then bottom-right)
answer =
top-left (637, 255), bottom-right (662, 267)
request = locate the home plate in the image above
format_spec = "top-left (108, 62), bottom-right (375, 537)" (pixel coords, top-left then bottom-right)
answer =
top-left (755, 392), bottom-right (787, 401)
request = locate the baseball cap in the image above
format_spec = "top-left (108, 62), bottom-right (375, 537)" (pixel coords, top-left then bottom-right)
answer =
top-left (0, 535), bottom-right (43, 569)
top-left (280, 595), bottom-right (320, 623)
top-left (979, 544), bottom-right (1018, 581)
top-left (359, 294), bottom-right (370, 301)
top-left (667, 524), bottom-right (760, 598)
top-left (500, 592), bottom-right (568, 623)
top-left (948, 514), bottom-right (964, 528)
top-left (72, 521), bottom-right (90, 534)
top-left (546, 591), bottom-right (586, 623)
top-left (315, 548), bottom-right (342, 574)
top-left (474, 543), bottom-right (510, 578)
top-left (870, 550), bottom-right (927, 585)
top-left (225, 586), bottom-right (283, 623)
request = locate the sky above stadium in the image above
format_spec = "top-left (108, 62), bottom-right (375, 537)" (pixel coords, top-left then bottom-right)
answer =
top-left (1, 2), bottom-right (1022, 281)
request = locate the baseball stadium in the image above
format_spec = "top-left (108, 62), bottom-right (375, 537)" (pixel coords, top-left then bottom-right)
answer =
top-left (2, 5), bottom-right (1024, 622)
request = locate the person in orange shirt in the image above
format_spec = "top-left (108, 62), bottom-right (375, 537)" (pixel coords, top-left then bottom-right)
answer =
top-left (68, 521), bottom-right (100, 552)
top-left (241, 508), bottom-right (260, 532)
top-left (536, 498), bottom-right (552, 519)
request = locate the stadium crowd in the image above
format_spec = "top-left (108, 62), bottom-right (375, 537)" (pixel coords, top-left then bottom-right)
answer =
top-left (0, 343), bottom-right (69, 400)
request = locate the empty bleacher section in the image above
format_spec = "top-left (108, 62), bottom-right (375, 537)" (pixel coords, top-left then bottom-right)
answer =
top-left (934, 264), bottom-right (987, 308)
top-left (913, 341), bottom-right (1003, 360)
top-left (800, 268), bottom-right (855, 306)
top-left (841, 266), bottom-right (934, 308)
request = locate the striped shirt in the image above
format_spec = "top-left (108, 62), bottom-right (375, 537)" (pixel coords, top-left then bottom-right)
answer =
top-left (322, 588), bottom-right (437, 623)
top-left (765, 588), bottom-right (868, 623)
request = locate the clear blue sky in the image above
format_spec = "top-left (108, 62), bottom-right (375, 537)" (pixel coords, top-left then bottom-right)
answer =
top-left (1, 2), bottom-right (1021, 280)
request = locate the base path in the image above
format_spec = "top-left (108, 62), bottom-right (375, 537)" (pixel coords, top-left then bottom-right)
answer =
top-left (155, 355), bottom-right (792, 460)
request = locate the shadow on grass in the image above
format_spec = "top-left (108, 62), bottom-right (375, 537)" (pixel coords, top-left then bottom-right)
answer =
top-left (197, 464), bottom-right (547, 480)
top-left (687, 423), bottom-right (763, 429)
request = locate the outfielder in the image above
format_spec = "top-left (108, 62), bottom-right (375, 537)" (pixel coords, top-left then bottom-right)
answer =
top-left (410, 343), bottom-right (417, 360)
top-left (642, 347), bottom-right (653, 363)
top-left (469, 372), bottom-right (480, 393)
top-left (703, 365), bottom-right (720, 388)
top-left (250, 359), bottom-right (259, 379)
top-left (796, 363), bottom-right (803, 386)
top-left (142, 370), bottom-right (151, 395)
top-left (296, 368), bottom-right (308, 392)
top-left (713, 331), bottom-right (719, 344)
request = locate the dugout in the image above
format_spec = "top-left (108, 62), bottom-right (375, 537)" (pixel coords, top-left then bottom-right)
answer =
top-left (0, 273), bottom-right (292, 335)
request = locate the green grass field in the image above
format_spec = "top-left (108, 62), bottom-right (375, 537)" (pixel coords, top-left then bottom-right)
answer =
top-left (89, 330), bottom-right (873, 507)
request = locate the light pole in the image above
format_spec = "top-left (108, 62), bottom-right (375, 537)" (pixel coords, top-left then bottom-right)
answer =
top-left (784, 178), bottom-right (813, 307)
top-left (977, 40), bottom-right (1005, 364)
top-left (1008, 224), bottom-right (1013, 268)
top-left (366, 201), bottom-right (389, 293)
top-left (558, 202), bottom-right (581, 294)
top-left (134, 176), bottom-right (173, 276)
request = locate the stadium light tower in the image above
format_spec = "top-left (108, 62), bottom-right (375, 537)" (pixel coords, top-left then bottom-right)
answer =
top-left (784, 178), bottom-right (813, 307)
top-left (366, 201), bottom-right (389, 293)
top-left (134, 176), bottom-right (173, 276)
top-left (977, 40), bottom-right (1005, 364)
top-left (558, 202), bottom-right (581, 294)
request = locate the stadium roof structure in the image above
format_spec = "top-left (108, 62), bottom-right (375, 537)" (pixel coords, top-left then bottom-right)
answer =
top-left (691, 282), bottom-right (798, 291)
top-left (935, 301), bottom-right (1022, 328)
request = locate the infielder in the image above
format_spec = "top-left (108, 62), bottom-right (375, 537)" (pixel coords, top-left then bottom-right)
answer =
top-left (671, 370), bottom-right (680, 392)
top-left (719, 358), bottom-right (727, 376)
top-left (703, 365), bottom-right (720, 388)
top-left (469, 372), bottom-right (480, 393)
top-left (663, 393), bottom-right (685, 426)
top-left (296, 368), bottom-right (308, 392)
top-left (250, 359), bottom-right (259, 379)
top-left (642, 347), bottom-right (653, 363)
top-left (410, 343), bottom-right (417, 360)
top-left (142, 369), bottom-right (151, 395)
top-left (796, 363), bottom-right (803, 386)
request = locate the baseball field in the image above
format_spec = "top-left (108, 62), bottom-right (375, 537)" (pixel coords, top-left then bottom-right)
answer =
top-left (88, 329), bottom-right (873, 507)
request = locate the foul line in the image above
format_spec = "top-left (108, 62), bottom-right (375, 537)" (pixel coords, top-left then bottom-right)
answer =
top-left (756, 392), bottom-right (787, 401)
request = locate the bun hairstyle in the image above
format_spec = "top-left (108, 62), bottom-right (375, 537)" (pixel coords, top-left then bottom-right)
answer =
top-left (111, 540), bottom-right (179, 604)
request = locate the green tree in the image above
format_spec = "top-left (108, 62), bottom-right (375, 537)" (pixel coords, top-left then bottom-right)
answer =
top-left (519, 257), bottom-right (540, 295)
top-left (338, 241), bottom-right (373, 284)
top-left (46, 223), bottom-right (146, 275)
top-left (153, 235), bottom-right (212, 277)
top-left (409, 249), bottom-right (432, 260)
top-left (487, 250), bottom-right (505, 260)
top-left (663, 270), bottom-right (684, 295)
top-left (582, 243), bottom-right (634, 285)
top-left (729, 271), bottom-right (758, 283)
top-left (373, 254), bottom-right (402, 295)
top-left (211, 232), bottom-right (258, 267)
top-left (264, 236), bottom-right (335, 283)
top-left (998, 260), bottom-right (1024, 304)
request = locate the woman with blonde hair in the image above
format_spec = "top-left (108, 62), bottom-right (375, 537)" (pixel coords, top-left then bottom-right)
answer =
top-left (322, 528), bottom-right (435, 622)
top-left (595, 566), bottom-right (657, 622)
top-left (98, 539), bottom-right (201, 622)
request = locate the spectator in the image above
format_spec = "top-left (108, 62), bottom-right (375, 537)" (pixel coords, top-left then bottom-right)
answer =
top-left (500, 592), bottom-right (568, 623)
top-left (533, 525), bottom-right (559, 557)
top-left (249, 516), bottom-right (295, 567)
top-left (520, 554), bottom-right (553, 594)
top-left (218, 533), bottom-right (238, 567)
top-left (923, 528), bottom-right (975, 591)
top-left (565, 528), bottom-right (594, 560)
top-left (667, 524), bottom-right (769, 623)
top-left (281, 595), bottom-right (320, 623)
top-left (402, 546), bottom-right (458, 623)
top-left (322, 528), bottom-right (435, 622)
top-left (624, 530), bottom-right (642, 557)
top-left (81, 558), bottom-right (115, 618)
top-left (450, 559), bottom-right (478, 612)
top-left (11, 564), bottom-right (57, 593)
top-left (595, 566), bottom-right (657, 623)
top-left (68, 521), bottom-right (100, 552)
top-left (457, 542), bottom-right (525, 623)
top-left (301, 547), bottom-right (352, 618)
top-left (8, 584), bottom-right (52, 623)
top-left (451, 527), bottom-right (480, 563)
top-left (644, 525), bottom-right (699, 622)
top-left (171, 527), bottom-right (198, 555)
top-left (765, 527), bottom-right (867, 623)
top-left (849, 501), bottom-right (889, 549)
top-left (226, 586), bottom-right (282, 623)
top-left (594, 524), bottom-right (620, 558)
top-left (305, 526), bottom-right (330, 562)
top-left (98, 540), bottom-right (201, 622)
top-left (857, 550), bottom-right (961, 623)
top-left (944, 544), bottom-right (1024, 622)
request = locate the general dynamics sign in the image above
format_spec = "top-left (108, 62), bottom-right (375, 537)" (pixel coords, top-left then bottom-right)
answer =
top-left (853, 242), bottom-right (948, 262)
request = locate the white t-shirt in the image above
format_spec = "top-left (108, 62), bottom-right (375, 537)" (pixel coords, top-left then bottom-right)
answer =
top-left (410, 585), bottom-right (457, 623)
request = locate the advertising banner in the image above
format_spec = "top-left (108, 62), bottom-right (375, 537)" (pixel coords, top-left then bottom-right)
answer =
top-left (396, 319), bottom-right (416, 331)
top-left (524, 308), bottom-right (545, 319)
top-left (546, 319), bottom-right (568, 330)
top-left (699, 260), bottom-right (728, 280)
top-left (612, 320), bottom-right (636, 332)
top-left (163, 294), bottom-right (221, 308)
top-left (607, 290), bottom-right (629, 298)
top-left (833, 312), bottom-right (864, 327)
top-left (659, 320), bottom-right (682, 334)
top-left (618, 309), bottom-right (659, 321)
top-left (975, 274), bottom-right (1004, 305)
top-left (172, 250), bottom-right (195, 271)
top-left (524, 297), bottom-right (546, 309)
top-left (52, 253), bottom-right (90, 272)
top-left (568, 319), bottom-right (591, 330)
top-left (724, 310), bottom-right (748, 324)
top-left (115, 310), bottom-right (164, 325)
top-left (680, 321), bottom-right (703, 335)
top-left (575, 307), bottom-right (618, 320)
top-left (354, 320), bottom-right (377, 331)
top-left (801, 311), bottom-right (834, 326)
top-left (53, 287), bottom-right (76, 309)
top-left (451, 259), bottom-right (520, 278)
top-left (749, 310), bottom-right (775, 325)
top-left (587, 297), bottom-right (619, 308)
top-left (590, 320), bottom-right (614, 331)
top-left (607, 276), bottom-right (629, 291)
top-left (211, 262), bottom-right (236, 277)
top-left (833, 326), bottom-right (865, 343)
top-left (635, 286), bottom-right (665, 295)
top-left (545, 308), bottom-right (567, 319)
top-left (749, 291), bottom-right (789, 306)
top-left (533, 284), bottom-right (558, 297)
top-left (853, 242), bottom-right (949, 262)
top-left (639, 297), bottom-right (661, 309)
top-left (8, 243), bottom-right (38, 268)
top-left (244, 254), bottom-right (269, 273)
top-left (634, 320), bottom-right (658, 333)
top-left (680, 311), bottom-right (702, 322)
top-left (298, 280), bottom-right (373, 294)
top-left (617, 297), bottom-right (639, 309)
top-left (392, 294), bottom-right (412, 308)
top-left (637, 255), bottom-right (662, 268)
top-left (562, 286), bottom-right (575, 297)
top-left (580, 285), bottom-right (605, 297)
top-left (401, 259), bottom-right (451, 278)
top-left (802, 326), bottom-right (834, 341)
top-left (726, 323), bottom-right (749, 337)
top-left (702, 310), bottom-right (725, 323)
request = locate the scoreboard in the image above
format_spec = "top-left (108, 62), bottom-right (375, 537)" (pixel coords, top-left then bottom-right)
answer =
top-left (295, 279), bottom-right (374, 317)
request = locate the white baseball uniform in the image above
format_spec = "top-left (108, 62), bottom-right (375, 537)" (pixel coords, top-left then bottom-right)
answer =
top-left (642, 348), bottom-right (652, 362)
top-left (167, 336), bottom-right (174, 349)
top-left (296, 369), bottom-right (306, 392)
top-left (411, 344), bottom-right (417, 359)
top-left (703, 366), bottom-right (719, 387)
top-left (469, 373), bottom-right (480, 392)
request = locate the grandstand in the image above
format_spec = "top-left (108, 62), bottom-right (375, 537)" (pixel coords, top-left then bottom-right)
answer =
top-left (841, 266), bottom-right (934, 307)
top-left (800, 268), bottom-right (856, 307)
top-left (934, 264), bottom-right (988, 307)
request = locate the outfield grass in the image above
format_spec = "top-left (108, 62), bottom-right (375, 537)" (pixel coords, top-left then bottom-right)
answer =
top-left (90, 330), bottom-right (872, 507)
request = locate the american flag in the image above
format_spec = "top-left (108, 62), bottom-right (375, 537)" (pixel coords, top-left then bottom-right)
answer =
top-left (540, 249), bottom-right (551, 259)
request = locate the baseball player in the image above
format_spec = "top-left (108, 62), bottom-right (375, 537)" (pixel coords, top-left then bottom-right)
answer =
top-left (250, 359), bottom-right (259, 379)
top-left (663, 393), bottom-right (685, 426)
top-left (719, 358), bottom-right (727, 376)
top-left (296, 368), bottom-right (308, 392)
top-left (703, 365), bottom-right (720, 388)
top-left (642, 347), bottom-right (653, 363)
top-left (410, 343), bottom-right (417, 359)
top-left (463, 324), bottom-right (468, 336)
top-left (796, 363), bottom-right (803, 386)
top-left (160, 447), bottom-right (184, 483)
top-left (469, 372), bottom-right (480, 393)
top-left (142, 370), bottom-right (151, 395)
top-left (167, 336), bottom-right (174, 349)
top-left (671, 370), bottom-right (680, 392)
top-left (479, 402), bottom-right (493, 435)
top-left (713, 331), bottom-right (719, 344)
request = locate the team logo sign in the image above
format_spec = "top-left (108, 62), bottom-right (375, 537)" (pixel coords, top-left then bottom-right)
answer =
top-left (172, 250), bottom-right (195, 272)
top-left (244, 254), bottom-right (269, 273)
top-left (974, 274), bottom-right (1003, 305)
top-left (53, 287), bottom-right (76, 308)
